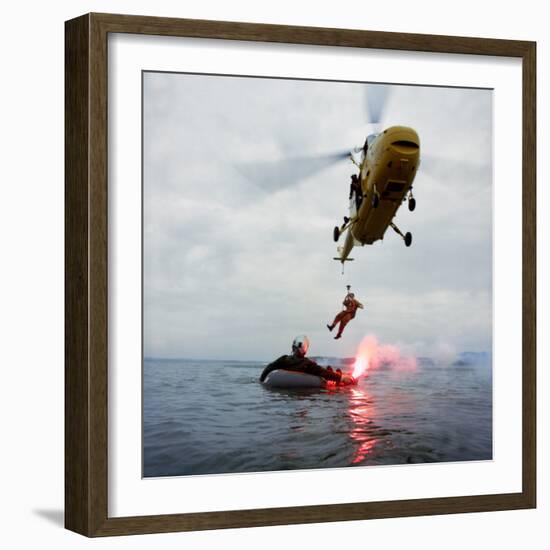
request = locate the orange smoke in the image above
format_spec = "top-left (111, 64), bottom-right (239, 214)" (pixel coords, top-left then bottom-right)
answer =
top-left (352, 334), bottom-right (417, 379)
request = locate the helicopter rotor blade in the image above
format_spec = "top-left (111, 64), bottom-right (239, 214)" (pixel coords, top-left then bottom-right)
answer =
top-left (237, 150), bottom-right (351, 193)
top-left (365, 84), bottom-right (392, 128)
top-left (417, 153), bottom-right (492, 198)
top-left (236, 85), bottom-right (392, 194)
top-left (420, 153), bottom-right (490, 178)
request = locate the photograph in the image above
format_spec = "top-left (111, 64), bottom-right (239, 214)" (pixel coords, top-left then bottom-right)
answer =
top-left (142, 71), bottom-right (493, 478)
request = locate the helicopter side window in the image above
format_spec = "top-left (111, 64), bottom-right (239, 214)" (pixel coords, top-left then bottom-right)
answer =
top-left (361, 133), bottom-right (377, 157)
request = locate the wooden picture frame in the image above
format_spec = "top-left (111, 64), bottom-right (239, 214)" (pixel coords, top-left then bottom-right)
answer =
top-left (65, 12), bottom-right (536, 537)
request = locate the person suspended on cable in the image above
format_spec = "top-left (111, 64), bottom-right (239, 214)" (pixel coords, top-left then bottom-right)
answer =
top-left (259, 335), bottom-right (355, 385)
top-left (327, 285), bottom-right (364, 339)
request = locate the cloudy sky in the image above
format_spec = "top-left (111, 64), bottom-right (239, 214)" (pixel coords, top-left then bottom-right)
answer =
top-left (143, 72), bottom-right (492, 361)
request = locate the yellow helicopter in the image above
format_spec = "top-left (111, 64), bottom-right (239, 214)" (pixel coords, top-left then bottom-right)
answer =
top-left (333, 125), bottom-right (420, 264)
top-left (238, 84), bottom-right (422, 266)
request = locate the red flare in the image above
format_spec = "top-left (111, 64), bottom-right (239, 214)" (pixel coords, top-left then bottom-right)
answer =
top-left (352, 355), bottom-right (369, 379)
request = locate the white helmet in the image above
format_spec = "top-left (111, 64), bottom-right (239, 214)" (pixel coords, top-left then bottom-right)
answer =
top-left (292, 335), bottom-right (310, 357)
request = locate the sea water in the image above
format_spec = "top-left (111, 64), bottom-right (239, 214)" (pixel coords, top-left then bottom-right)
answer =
top-left (143, 354), bottom-right (492, 477)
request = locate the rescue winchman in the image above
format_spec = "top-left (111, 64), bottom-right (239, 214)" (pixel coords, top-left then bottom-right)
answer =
top-left (327, 285), bottom-right (364, 339)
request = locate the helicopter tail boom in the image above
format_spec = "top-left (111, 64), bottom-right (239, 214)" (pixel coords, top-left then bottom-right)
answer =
top-left (334, 231), bottom-right (356, 264)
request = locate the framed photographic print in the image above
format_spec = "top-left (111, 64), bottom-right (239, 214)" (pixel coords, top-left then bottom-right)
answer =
top-left (65, 13), bottom-right (536, 536)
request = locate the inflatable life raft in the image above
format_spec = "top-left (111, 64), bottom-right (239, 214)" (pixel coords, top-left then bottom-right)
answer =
top-left (262, 369), bottom-right (327, 389)
top-left (260, 368), bottom-right (359, 389)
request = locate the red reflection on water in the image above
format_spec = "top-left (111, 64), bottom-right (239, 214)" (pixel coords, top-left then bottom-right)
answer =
top-left (347, 387), bottom-right (378, 464)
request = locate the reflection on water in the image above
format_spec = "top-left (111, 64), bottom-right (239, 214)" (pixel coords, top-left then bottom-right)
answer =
top-left (348, 388), bottom-right (378, 464)
top-left (143, 355), bottom-right (492, 477)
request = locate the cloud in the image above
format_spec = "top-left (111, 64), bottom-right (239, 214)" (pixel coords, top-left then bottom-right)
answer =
top-left (143, 73), bottom-right (492, 360)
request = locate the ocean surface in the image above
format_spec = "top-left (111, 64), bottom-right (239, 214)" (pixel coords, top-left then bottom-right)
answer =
top-left (143, 354), bottom-right (492, 477)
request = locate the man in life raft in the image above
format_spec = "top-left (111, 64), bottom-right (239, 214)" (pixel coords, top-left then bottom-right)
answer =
top-left (327, 285), bottom-right (364, 339)
top-left (259, 335), bottom-right (356, 385)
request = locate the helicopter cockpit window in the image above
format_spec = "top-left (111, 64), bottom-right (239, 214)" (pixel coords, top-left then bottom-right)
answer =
top-left (366, 134), bottom-right (378, 148)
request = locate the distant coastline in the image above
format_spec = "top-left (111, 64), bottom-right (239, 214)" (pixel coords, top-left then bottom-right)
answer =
top-left (144, 351), bottom-right (491, 366)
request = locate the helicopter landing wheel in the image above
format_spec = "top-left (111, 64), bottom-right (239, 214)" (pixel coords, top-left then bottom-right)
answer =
top-left (408, 197), bottom-right (416, 212)
top-left (404, 232), bottom-right (412, 247)
top-left (372, 194), bottom-right (379, 208)
top-left (333, 226), bottom-right (340, 242)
